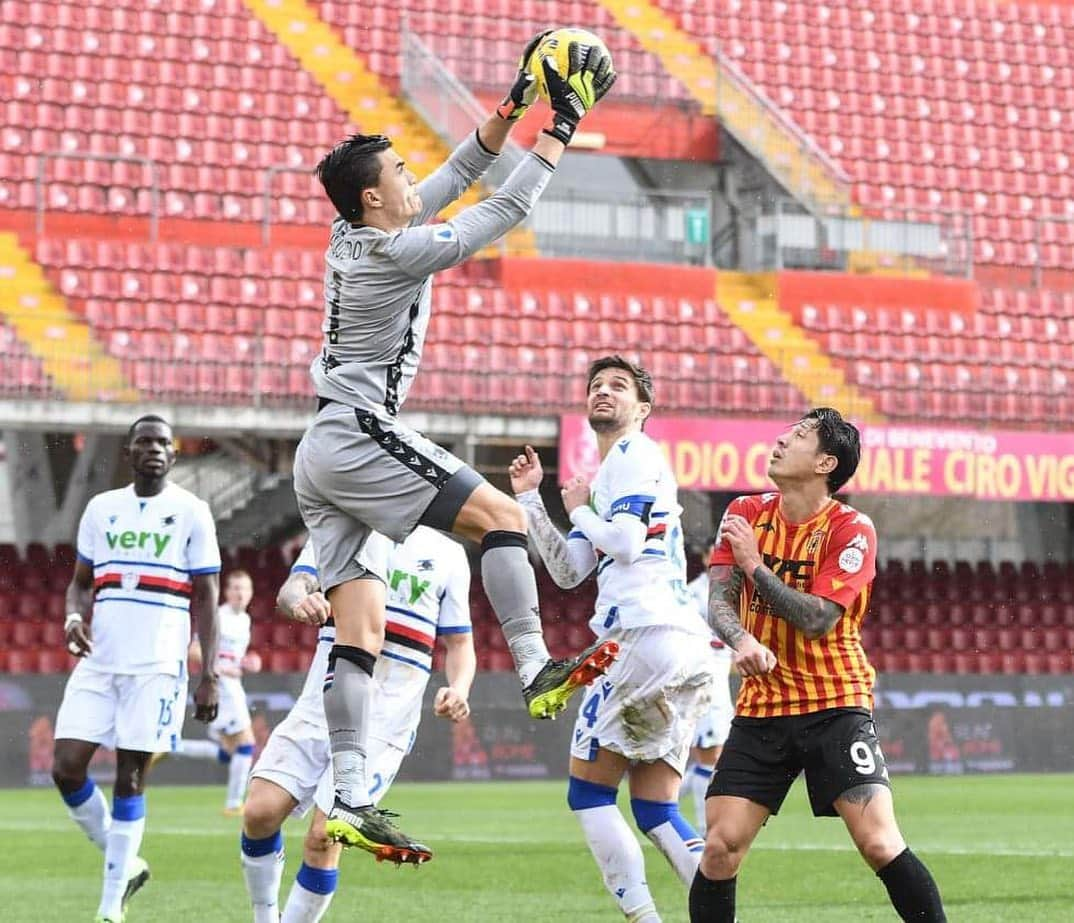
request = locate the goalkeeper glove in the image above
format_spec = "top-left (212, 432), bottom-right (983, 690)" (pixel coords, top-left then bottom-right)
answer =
top-left (540, 41), bottom-right (617, 145)
top-left (496, 29), bottom-right (553, 122)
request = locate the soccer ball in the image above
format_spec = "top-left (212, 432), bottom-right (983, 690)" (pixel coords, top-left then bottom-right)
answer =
top-left (528, 28), bottom-right (612, 103)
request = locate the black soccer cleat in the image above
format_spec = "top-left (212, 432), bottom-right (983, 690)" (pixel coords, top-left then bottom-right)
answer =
top-left (324, 799), bottom-right (432, 865)
top-left (524, 638), bottom-right (620, 719)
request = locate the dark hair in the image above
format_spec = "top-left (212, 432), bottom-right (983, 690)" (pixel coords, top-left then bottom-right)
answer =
top-left (586, 354), bottom-right (654, 405)
top-left (126, 414), bottom-right (171, 447)
top-left (802, 407), bottom-right (860, 494)
top-left (316, 134), bottom-right (393, 223)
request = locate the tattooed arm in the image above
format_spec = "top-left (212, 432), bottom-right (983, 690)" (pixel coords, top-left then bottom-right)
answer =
top-left (516, 489), bottom-right (597, 589)
top-left (708, 564), bottom-right (777, 676)
top-left (750, 566), bottom-right (844, 639)
top-left (707, 564), bottom-right (748, 648)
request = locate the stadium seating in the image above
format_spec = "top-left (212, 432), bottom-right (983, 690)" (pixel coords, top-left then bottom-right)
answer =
top-left (1, 0), bottom-right (348, 225)
top-left (797, 285), bottom-right (1074, 425)
top-left (316, 0), bottom-right (692, 105)
top-left (2, 542), bottom-right (1069, 674)
top-left (30, 237), bottom-right (806, 413)
top-left (655, 0), bottom-right (1074, 266)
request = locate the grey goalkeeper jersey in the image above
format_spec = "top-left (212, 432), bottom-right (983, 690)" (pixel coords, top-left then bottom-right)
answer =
top-left (310, 132), bottom-right (554, 415)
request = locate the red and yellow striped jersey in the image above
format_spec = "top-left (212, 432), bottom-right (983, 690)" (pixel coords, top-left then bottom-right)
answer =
top-left (710, 492), bottom-right (878, 718)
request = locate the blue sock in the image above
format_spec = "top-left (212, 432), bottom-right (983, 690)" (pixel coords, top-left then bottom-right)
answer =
top-left (61, 778), bottom-right (96, 808)
top-left (217, 747), bottom-right (232, 765)
top-left (567, 776), bottom-right (618, 810)
top-left (241, 830), bottom-right (283, 857)
top-left (112, 794), bottom-right (146, 821)
top-left (631, 797), bottom-right (703, 884)
top-left (296, 862), bottom-right (338, 895)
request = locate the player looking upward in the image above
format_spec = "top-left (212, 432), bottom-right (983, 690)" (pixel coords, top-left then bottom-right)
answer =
top-left (239, 527), bottom-right (475, 922)
top-left (510, 356), bottom-right (716, 923)
top-left (690, 408), bottom-right (947, 923)
top-left (293, 33), bottom-right (616, 858)
top-left (51, 415), bottom-right (221, 923)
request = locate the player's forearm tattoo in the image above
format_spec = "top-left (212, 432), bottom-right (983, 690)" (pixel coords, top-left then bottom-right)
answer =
top-left (517, 491), bottom-right (592, 588)
top-left (707, 565), bottom-right (748, 649)
top-left (750, 565), bottom-right (843, 639)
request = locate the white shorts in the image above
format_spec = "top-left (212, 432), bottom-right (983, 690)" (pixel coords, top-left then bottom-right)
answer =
top-left (208, 676), bottom-right (252, 739)
top-left (54, 659), bottom-right (187, 753)
top-left (694, 655), bottom-right (734, 749)
top-left (571, 625), bottom-right (716, 776)
top-left (251, 712), bottom-right (408, 818)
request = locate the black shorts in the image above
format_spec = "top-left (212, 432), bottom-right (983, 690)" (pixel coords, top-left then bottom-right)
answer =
top-left (707, 707), bottom-right (890, 817)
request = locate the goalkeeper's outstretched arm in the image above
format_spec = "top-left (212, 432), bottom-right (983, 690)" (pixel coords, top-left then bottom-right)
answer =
top-left (386, 37), bottom-right (615, 278)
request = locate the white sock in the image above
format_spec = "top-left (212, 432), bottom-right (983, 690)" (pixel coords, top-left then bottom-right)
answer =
top-left (179, 739), bottom-right (223, 760)
top-left (97, 796), bottom-right (146, 919)
top-left (241, 831), bottom-right (285, 922)
top-left (62, 779), bottom-right (110, 851)
top-left (683, 762), bottom-right (715, 832)
top-left (632, 798), bottom-right (703, 885)
top-left (281, 863), bottom-right (339, 923)
top-left (568, 778), bottom-right (660, 921)
top-left (227, 745), bottom-right (254, 809)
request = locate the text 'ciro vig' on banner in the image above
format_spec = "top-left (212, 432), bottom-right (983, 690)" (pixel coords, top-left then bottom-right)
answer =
top-left (558, 416), bottom-right (1074, 502)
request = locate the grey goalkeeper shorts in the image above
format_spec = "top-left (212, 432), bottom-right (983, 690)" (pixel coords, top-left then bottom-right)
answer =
top-left (293, 400), bottom-right (483, 592)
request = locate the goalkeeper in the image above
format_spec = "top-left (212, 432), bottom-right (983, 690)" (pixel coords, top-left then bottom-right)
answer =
top-left (294, 33), bottom-right (615, 862)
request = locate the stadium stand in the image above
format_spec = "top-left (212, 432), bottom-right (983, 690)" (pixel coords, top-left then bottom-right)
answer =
top-left (655, 0), bottom-right (1074, 267)
top-left (1, 545), bottom-right (1070, 675)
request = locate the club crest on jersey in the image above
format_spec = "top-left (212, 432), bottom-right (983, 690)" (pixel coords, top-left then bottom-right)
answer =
top-left (161, 514), bottom-right (176, 527)
top-left (805, 529), bottom-right (826, 556)
top-left (417, 559), bottom-right (434, 572)
top-left (121, 571), bottom-right (140, 591)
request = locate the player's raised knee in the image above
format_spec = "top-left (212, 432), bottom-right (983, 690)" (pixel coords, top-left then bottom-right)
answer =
top-left (454, 482), bottom-right (527, 540)
top-left (242, 793), bottom-right (283, 840)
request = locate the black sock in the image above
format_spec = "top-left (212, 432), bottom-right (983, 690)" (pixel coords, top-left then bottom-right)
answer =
top-left (689, 869), bottom-right (736, 923)
top-left (877, 848), bottom-right (947, 922)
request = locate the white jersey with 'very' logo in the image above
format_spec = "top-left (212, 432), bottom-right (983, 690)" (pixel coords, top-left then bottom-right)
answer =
top-left (216, 604), bottom-right (251, 673)
top-left (570, 432), bottom-right (708, 638)
top-left (286, 526), bottom-right (471, 740)
top-left (76, 482), bottom-right (221, 676)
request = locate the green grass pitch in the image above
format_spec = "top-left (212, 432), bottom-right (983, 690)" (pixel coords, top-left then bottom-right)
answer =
top-left (4, 775), bottom-right (1071, 921)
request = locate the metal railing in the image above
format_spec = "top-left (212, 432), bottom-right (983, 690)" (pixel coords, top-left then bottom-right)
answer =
top-left (743, 199), bottom-right (974, 277)
top-left (712, 48), bottom-right (854, 213)
top-left (400, 25), bottom-right (526, 189)
top-left (35, 153), bottom-right (160, 241)
top-left (530, 188), bottom-right (714, 266)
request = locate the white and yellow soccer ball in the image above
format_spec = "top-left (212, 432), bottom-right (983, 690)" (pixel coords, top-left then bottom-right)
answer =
top-left (528, 28), bottom-right (613, 103)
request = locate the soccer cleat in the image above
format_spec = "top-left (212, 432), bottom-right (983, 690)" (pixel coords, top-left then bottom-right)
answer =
top-left (94, 916), bottom-right (123, 923)
top-left (524, 638), bottom-right (620, 719)
top-left (122, 856), bottom-right (150, 912)
top-left (323, 799), bottom-right (432, 865)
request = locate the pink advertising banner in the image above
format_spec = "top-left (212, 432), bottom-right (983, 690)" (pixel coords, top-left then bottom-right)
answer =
top-left (559, 416), bottom-right (1074, 502)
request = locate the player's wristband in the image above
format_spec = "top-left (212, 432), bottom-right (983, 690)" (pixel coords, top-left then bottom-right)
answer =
top-left (64, 613), bottom-right (83, 633)
top-left (541, 111), bottom-right (577, 145)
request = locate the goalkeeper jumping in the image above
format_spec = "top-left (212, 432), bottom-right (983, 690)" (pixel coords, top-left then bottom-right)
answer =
top-left (293, 33), bottom-right (616, 862)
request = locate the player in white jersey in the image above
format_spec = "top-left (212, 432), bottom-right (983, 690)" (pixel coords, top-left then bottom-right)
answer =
top-left (239, 527), bottom-right (475, 922)
top-left (510, 356), bottom-right (717, 923)
top-left (295, 34), bottom-right (616, 859)
top-left (175, 570), bottom-right (262, 813)
top-left (51, 415), bottom-right (222, 923)
top-left (681, 539), bottom-right (735, 834)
